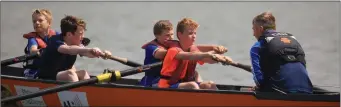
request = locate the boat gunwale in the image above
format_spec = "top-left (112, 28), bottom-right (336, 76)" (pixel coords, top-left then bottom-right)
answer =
top-left (1, 74), bottom-right (340, 102)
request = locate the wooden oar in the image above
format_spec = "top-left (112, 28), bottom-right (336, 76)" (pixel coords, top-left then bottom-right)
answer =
top-left (229, 62), bottom-right (252, 72)
top-left (213, 56), bottom-right (252, 72)
top-left (1, 62), bottom-right (162, 104)
top-left (101, 55), bottom-right (142, 67)
top-left (1, 37), bottom-right (92, 67)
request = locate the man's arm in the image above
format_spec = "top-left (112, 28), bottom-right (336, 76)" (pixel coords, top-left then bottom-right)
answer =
top-left (250, 43), bottom-right (263, 86)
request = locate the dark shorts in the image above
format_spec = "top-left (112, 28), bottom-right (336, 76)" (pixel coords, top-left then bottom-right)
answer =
top-left (36, 75), bottom-right (57, 80)
top-left (36, 70), bottom-right (58, 80)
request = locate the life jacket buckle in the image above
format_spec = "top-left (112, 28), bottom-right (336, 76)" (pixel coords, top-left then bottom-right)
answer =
top-left (286, 55), bottom-right (296, 61)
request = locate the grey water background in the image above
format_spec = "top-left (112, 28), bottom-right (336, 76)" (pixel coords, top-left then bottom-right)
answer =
top-left (1, 2), bottom-right (339, 91)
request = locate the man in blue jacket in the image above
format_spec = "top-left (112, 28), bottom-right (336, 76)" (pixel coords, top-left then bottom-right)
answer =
top-left (249, 11), bottom-right (313, 94)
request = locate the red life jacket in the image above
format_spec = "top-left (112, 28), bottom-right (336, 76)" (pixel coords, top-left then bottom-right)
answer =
top-left (158, 44), bottom-right (204, 88)
top-left (141, 39), bottom-right (180, 50)
top-left (183, 46), bottom-right (201, 81)
top-left (23, 29), bottom-right (56, 49)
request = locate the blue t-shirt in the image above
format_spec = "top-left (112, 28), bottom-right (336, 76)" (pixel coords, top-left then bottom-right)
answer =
top-left (144, 44), bottom-right (161, 65)
top-left (37, 34), bottom-right (77, 80)
top-left (139, 44), bottom-right (163, 87)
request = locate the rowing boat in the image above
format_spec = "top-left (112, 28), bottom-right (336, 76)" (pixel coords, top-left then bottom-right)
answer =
top-left (1, 65), bottom-right (339, 106)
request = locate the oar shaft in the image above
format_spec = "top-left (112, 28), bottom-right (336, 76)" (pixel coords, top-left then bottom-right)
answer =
top-left (229, 62), bottom-right (252, 72)
top-left (106, 62), bottom-right (163, 81)
top-left (1, 53), bottom-right (40, 66)
top-left (105, 55), bottom-right (142, 67)
top-left (126, 60), bottom-right (142, 67)
top-left (119, 62), bottom-right (162, 77)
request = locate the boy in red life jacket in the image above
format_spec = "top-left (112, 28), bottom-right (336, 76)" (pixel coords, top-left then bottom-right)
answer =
top-left (158, 18), bottom-right (234, 90)
top-left (23, 9), bottom-right (60, 79)
top-left (141, 20), bottom-right (228, 87)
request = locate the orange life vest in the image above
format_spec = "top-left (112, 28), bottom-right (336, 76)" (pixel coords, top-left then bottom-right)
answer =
top-left (23, 29), bottom-right (56, 49)
top-left (158, 45), bottom-right (204, 88)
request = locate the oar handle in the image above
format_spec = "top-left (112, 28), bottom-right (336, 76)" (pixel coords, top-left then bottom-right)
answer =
top-left (1, 52), bottom-right (40, 66)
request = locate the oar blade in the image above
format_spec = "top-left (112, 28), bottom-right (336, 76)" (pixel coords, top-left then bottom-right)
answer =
top-left (82, 37), bottom-right (91, 46)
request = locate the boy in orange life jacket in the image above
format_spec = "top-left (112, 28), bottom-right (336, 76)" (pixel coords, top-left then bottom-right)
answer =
top-left (141, 20), bottom-right (228, 87)
top-left (158, 18), bottom-right (234, 89)
top-left (23, 9), bottom-right (60, 79)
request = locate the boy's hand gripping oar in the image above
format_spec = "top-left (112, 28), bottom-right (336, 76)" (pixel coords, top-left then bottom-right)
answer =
top-left (1, 62), bottom-right (162, 104)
